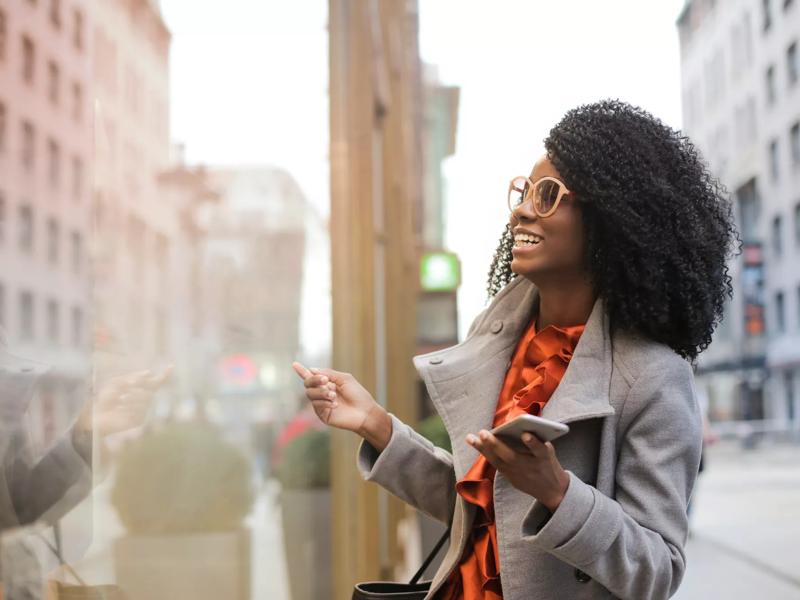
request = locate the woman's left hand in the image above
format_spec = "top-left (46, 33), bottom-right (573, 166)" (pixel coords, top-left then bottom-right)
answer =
top-left (466, 430), bottom-right (570, 512)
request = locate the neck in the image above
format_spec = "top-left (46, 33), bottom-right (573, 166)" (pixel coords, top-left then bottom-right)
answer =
top-left (534, 277), bottom-right (596, 330)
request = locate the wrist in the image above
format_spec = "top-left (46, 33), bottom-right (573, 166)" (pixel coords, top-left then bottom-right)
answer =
top-left (358, 403), bottom-right (392, 452)
top-left (543, 470), bottom-right (571, 512)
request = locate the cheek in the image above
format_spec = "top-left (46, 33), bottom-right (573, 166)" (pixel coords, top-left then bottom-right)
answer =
top-left (543, 217), bottom-right (586, 262)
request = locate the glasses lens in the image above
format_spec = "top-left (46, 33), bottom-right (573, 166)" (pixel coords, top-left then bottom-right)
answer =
top-left (534, 179), bottom-right (561, 214)
top-left (508, 177), bottom-right (529, 210)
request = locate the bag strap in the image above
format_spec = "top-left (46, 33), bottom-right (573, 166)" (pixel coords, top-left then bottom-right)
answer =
top-left (409, 527), bottom-right (451, 585)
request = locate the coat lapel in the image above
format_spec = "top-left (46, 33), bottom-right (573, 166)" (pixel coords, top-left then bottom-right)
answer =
top-left (413, 277), bottom-right (615, 476)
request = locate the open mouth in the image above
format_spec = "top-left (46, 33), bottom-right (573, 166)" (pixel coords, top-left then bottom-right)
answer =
top-left (513, 232), bottom-right (543, 248)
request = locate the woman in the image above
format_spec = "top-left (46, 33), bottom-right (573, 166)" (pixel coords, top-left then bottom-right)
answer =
top-left (293, 99), bottom-right (738, 600)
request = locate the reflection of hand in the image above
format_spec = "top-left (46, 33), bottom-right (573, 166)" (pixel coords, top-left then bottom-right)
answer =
top-left (76, 367), bottom-right (173, 438)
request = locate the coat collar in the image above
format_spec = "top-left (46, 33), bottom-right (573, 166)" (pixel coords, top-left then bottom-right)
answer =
top-left (413, 276), bottom-right (615, 471)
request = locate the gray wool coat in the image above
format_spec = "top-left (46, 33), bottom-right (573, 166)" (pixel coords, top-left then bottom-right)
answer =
top-left (357, 275), bottom-right (703, 600)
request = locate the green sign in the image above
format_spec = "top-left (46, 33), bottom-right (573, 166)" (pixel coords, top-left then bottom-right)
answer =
top-left (420, 252), bottom-right (460, 292)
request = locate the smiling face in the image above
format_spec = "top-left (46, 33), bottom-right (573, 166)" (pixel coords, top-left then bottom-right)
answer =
top-left (509, 154), bottom-right (588, 285)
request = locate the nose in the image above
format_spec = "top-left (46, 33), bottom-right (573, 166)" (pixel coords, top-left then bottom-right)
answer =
top-left (511, 198), bottom-right (538, 224)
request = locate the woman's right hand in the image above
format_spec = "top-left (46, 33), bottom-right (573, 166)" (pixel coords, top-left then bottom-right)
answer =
top-left (291, 361), bottom-right (385, 436)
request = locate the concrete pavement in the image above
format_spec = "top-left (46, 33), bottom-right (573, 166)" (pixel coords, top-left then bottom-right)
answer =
top-left (674, 437), bottom-right (800, 599)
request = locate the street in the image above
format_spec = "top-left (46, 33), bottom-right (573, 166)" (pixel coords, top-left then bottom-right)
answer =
top-left (675, 437), bottom-right (800, 599)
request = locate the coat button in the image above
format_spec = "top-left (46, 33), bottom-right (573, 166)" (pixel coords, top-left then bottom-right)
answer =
top-left (429, 357), bottom-right (443, 365)
top-left (490, 320), bottom-right (503, 334)
top-left (574, 568), bottom-right (591, 583)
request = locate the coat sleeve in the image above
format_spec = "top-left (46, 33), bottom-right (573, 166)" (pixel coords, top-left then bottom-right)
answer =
top-left (519, 359), bottom-right (702, 600)
top-left (7, 423), bottom-right (93, 525)
top-left (356, 413), bottom-right (457, 524)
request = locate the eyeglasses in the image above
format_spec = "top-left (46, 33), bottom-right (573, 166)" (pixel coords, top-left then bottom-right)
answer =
top-left (507, 175), bottom-right (572, 218)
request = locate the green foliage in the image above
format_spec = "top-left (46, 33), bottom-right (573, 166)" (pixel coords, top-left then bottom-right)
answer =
top-left (111, 422), bottom-right (254, 535)
top-left (416, 414), bottom-right (452, 453)
top-left (278, 428), bottom-right (331, 490)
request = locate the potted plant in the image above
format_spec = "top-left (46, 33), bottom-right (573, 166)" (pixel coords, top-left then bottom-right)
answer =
top-left (110, 422), bottom-right (254, 600)
top-left (277, 427), bottom-right (332, 600)
top-left (416, 414), bottom-right (452, 453)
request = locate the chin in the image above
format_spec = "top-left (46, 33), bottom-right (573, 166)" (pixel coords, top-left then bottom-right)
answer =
top-left (510, 258), bottom-right (544, 281)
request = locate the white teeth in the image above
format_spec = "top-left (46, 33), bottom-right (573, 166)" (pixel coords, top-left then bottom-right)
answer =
top-left (513, 233), bottom-right (542, 246)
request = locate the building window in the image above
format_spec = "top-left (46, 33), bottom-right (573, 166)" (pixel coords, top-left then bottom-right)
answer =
top-left (71, 231), bottom-right (81, 273)
top-left (769, 138), bottom-right (780, 181)
top-left (791, 122), bottom-right (800, 167)
top-left (50, 0), bottom-right (61, 29)
top-left (73, 8), bottom-right (83, 51)
top-left (0, 101), bottom-right (6, 152)
top-left (22, 35), bottom-right (35, 85)
top-left (71, 81), bottom-right (83, 122)
top-left (20, 291), bottom-right (34, 341)
top-left (797, 285), bottom-right (800, 330)
top-left (71, 155), bottom-right (83, 200)
top-left (789, 42), bottom-right (799, 87)
top-left (18, 204), bottom-right (34, 253)
top-left (736, 179), bottom-right (759, 242)
top-left (773, 214), bottom-right (783, 255)
top-left (21, 120), bottom-right (35, 170)
top-left (775, 291), bottom-right (786, 333)
top-left (766, 65), bottom-right (776, 105)
top-left (795, 203), bottom-right (800, 245)
top-left (785, 370), bottom-right (796, 422)
top-left (71, 306), bottom-right (83, 347)
top-left (47, 60), bottom-right (60, 104)
top-left (47, 217), bottom-right (58, 264)
top-left (743, 12), bottom-right (754, 66)
top-left (0, 8), bottom-right (7, 62)
top-left (763, 0), bottom-right (773, 31)
top-left (46, 299), bottom-right (59, 342)
top-left (47, 138), bottom-right (60, 187)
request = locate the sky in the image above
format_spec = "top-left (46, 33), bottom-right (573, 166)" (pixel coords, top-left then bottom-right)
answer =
top-left (159, 0), bottom-right (686, 342)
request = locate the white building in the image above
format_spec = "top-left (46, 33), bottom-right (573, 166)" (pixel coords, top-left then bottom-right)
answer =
top-left (677, 0), bottom-right (800, 430)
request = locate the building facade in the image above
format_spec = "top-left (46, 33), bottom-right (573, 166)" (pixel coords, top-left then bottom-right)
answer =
top-left (678, 0), bottom-right (800, 431)
top-left (0, 0), bottom-right (93, 449)
top-left (90, 0), bottom-right (174, 383)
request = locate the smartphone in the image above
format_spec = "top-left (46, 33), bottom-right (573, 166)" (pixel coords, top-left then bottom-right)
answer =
top-left (491, 414), bottom-right (570, 449)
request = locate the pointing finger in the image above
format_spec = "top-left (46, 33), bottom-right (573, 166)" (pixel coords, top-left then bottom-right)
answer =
top-left (137, 366), bottom-right (174, 390)
top-left (292, 361), bottom-right (312, 380)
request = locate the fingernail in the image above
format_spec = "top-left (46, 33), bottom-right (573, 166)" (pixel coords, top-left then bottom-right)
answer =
top-left (522, 433), bottom-right (532, 442)
top-left (327, 391), bottom-right (336, 399)
top-left (320, 376), bottom-right (328, 384)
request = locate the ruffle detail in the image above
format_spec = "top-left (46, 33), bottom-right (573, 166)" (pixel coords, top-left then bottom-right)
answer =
top-left (436, 319), bottom-right (585, 600)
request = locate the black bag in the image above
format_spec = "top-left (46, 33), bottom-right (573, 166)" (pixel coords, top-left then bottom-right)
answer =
top-left (352, 527), bottom-right (450, 600)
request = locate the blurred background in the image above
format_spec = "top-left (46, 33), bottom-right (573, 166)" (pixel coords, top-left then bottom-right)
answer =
top-left (0, 0), bottom-right (798, 598)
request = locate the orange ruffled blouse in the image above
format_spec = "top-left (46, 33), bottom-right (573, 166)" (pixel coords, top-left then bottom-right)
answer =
top-left (435, 318), bottom-right (585, 600)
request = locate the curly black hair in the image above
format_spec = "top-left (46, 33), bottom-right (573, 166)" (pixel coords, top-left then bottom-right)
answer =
top-left (486, 99), bottom-right (740, 361)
